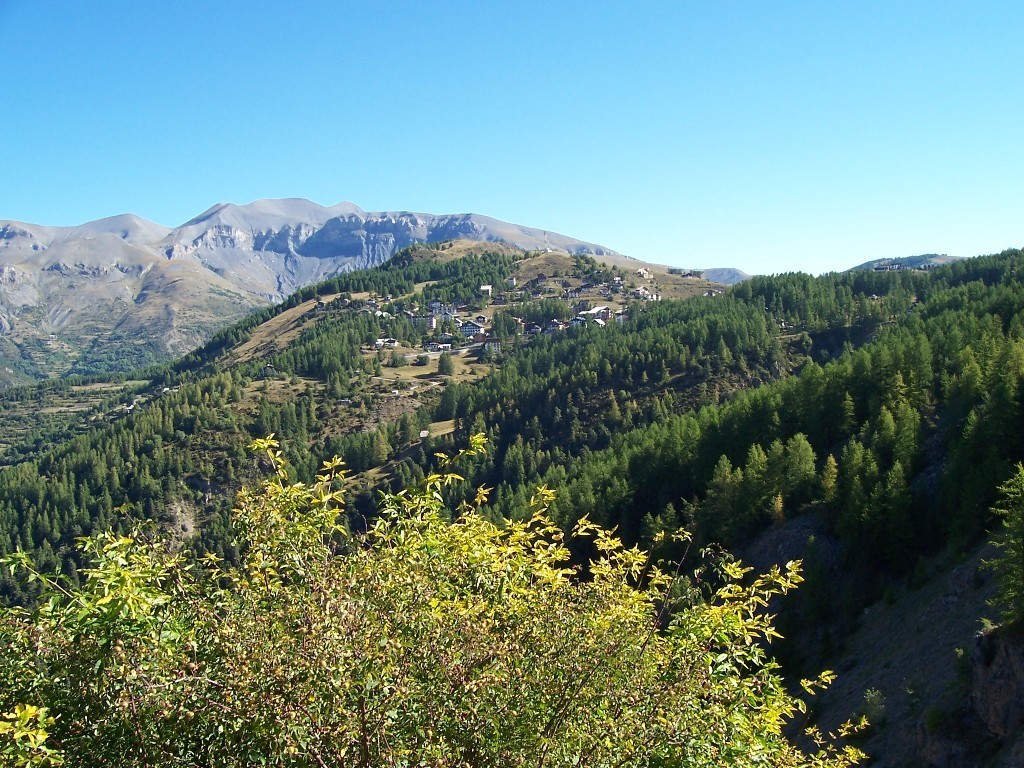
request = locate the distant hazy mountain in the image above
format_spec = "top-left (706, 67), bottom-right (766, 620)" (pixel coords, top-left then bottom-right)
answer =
top-left (700, 267), bottom-right (751, 285)
top-left (586, 254), bottom-right (750, 287)
top-left (848, 253), bottom-right (964, 272)
top-left (0, 199), bottom-right (620, 385)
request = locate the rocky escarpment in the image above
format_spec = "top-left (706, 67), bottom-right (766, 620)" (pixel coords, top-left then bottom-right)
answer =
top-left (160, 202), bottom-right (621, 296)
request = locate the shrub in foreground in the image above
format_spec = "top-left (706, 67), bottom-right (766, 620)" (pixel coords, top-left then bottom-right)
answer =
top-left (0, 437), bottom-right (863, 766)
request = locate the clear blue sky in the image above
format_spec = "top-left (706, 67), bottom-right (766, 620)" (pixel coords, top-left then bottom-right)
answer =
top-left (3, 1), bottom-right (1022, 274)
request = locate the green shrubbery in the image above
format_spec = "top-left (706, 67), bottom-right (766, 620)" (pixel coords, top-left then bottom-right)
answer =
top-left (0, 437), bottom-right (863, 766)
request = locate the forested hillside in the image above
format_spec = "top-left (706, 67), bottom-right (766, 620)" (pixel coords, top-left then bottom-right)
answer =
top-left (438, 256), bottom-right (1024, 565)
top-left (0, 246), bottom-right (518, 600)
top-left (0, 437), bottom-right (865, 768)
top-left (2, 245), bottom-right (1024, 763)
top-left (4, 249), bottom-right (1024, 600)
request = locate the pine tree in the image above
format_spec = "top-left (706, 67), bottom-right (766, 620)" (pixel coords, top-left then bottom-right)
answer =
top-left (821, 454), bottom-right (839, 505)
top-left (989, 463), bottom-right (1024, 622)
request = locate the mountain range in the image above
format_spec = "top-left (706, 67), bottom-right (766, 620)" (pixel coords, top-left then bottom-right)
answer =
top-left (0, 199), bottom-right (631, 385)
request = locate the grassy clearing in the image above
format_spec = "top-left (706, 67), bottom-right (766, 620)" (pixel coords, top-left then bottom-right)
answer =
top-left (428, 419), bottom-right (456, 437)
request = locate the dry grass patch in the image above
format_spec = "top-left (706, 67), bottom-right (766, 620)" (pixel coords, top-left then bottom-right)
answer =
top-left (407, 240), bottom-right (523, 265)
top-left (240, 376), bottom-right (321, 409)
top-left (514, 252), bottom-right (577, 282)
top-left (227, 294), bottom-right (343, 366)
top-left (428, 419), bottom-right (456, 437)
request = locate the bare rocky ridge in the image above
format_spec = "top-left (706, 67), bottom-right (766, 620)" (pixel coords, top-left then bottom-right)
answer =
top-left (0, 199), bottom-right (622, 385)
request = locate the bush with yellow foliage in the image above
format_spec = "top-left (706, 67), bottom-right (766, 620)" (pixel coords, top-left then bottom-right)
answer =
top-left (0, 436), bottom-right (862, 766)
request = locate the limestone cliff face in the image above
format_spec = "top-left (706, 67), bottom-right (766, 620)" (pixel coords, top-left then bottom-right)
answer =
top-left (152, 200), bottom-right (619, 300)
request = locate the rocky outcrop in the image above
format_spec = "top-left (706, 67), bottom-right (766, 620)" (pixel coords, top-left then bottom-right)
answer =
top-left (162, 203), bottom-right (620, 280)
top-left (973, 627), bottom-right (1024, 739)
top-left (912, 626), bottom-right (1024, 768)
top-left (969, 626), bottom-right (1024, 764)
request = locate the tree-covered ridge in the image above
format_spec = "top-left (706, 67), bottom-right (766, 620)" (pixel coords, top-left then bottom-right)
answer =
top-left (428, 264), bottom-right (919, 486)
top-left (2, 245), bottom-right (1024, 621)
top-left (425, 265), bottom-right (921, 524)
top-left (463, 250), bottom-right (1024, 615)
top-left (0, 249), bottom-right (525, 602)
top-left (168, 247), bottom-right (518, 378)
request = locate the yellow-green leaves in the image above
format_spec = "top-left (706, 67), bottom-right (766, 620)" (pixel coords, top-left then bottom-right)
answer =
top-left (0, 705), bottom-right (63, 767)
top-left (0, 436), bottom-right (862, 767)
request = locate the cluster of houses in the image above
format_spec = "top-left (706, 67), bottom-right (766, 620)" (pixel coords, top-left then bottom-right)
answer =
top-left (370, 303), bottom-right (629, 357)
top-left (632, 285), bottom-right (661, 301)
top-left (356, 266), bottom-right (670, 356)
top-left (572, 305), bottom-right (624, 328)
top-left (668, 268), bottom-right (704, 278)
top-left (490, 269), bottom-right (667, 307)
top-left (476, 305), bottom-right (628, 343)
